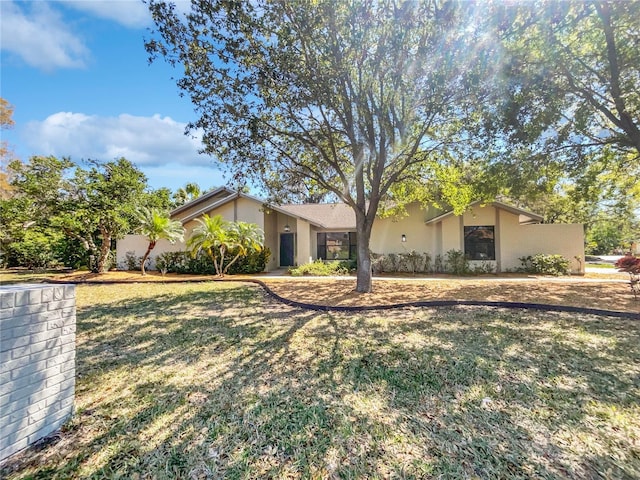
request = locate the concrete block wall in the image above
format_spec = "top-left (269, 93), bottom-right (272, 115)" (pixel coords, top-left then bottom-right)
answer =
top-left (0, 284), bottom-right (76, 463)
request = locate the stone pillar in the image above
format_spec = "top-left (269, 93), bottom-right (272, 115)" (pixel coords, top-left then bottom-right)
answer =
top-left (0, 284), bottom-right (76, 463)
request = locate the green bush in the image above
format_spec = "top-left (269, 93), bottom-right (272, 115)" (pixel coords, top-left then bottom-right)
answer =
top-left (519, 254), bottom-right (570, 276)
top-left (6, 230), bottom-right (64, 270)
top-left (445, 249), bottom-right (469, 275)
top-left (225, 247), bottom-right (271, 274)
top-left (122, 251), bottom-right (149, 271)
top-left (154, 248), bottom-right (271, 275)
top-left (289, 259), bottom-right (353, 276)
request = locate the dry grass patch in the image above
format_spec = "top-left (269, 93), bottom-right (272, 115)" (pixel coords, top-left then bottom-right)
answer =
top-left (263, 277), bottom-right (638, 313)
top-left (1, 282), bottom-right (639, 479)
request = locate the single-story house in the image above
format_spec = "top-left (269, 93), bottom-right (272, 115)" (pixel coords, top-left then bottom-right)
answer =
top-left (117, 186), bottom-right (585, 273)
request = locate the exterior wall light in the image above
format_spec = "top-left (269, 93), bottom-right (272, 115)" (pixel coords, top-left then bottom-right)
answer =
top-left (401, 234), bottom-right (406, 242)
top-left (284, 224), bottom-right (291, 233)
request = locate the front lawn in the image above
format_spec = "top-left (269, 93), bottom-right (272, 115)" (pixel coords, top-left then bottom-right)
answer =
top-left (2, 282), bottom-right (639, 479)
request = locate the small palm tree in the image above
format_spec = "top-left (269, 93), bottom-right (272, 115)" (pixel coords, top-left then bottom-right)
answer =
top-left (173, 182), bottom-right (202, 206)
top-left (223, 221), bottom-right (265, 274)
top-left (187, 214), bottom-right (234, 276)
top-left (187, 215), bottom-right (265, 276)
top-left (135, 207), bottom-right (185, 275)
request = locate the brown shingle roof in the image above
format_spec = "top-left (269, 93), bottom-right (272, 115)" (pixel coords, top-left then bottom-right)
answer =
top-left (279, 203), bottom-right (356, 230)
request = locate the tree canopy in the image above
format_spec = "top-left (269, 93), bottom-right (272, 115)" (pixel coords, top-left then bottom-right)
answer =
top-left (4, 156), bottom-right (167, 272)
top-left (147, 0), bottom-right (499, 291)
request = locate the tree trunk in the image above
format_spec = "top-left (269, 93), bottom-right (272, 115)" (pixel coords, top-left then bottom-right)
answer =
top-left (96, 226), bottom-right (111, 274)
top-left (141, 241), bottom-right (156, 276)
top-left (355, 219), bottom-right (373, 293)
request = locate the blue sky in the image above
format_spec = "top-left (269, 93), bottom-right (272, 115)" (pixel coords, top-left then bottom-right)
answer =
top-left (1, 0), bottom-right (226, 192)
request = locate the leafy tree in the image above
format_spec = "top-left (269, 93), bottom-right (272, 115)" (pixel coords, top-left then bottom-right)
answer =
top-left (134, 207), bottom-right (185, 275)
top-left (485, 0), bottom-right (639, 188)
top-left (147, 0), bottom-right (496, 292)
top-left (145, 187), bottom-right (174, 211)
top-left (7, 156), bottom-right (152, 273)
top-left (0, 97), bottom-right (17, 200)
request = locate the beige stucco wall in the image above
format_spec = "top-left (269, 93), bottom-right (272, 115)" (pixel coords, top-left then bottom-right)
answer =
top-left (263, 210), bottom-right (279, 271)
top-left (440, 215), bottom-right (462, 253)
top-left (296, 219), bottom-right (312, 265)
top-left (235, 197), bottom-right (265, 227)
top-left (370, 203), bottom-right (433, 254)
top-left (501, 222), bottom-right (585, 273)
top-left (116, 235), bottom-right (185, 270)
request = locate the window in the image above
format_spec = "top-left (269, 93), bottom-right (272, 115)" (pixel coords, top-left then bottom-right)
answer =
top-left (317, 232), bottom-right (357, 260)
top-left (464, 226), bottom-right (495, 260)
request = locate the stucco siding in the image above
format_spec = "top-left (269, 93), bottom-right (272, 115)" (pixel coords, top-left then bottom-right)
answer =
top-left (263, 211), bottom-right (278, 271)
top-left (235, 197), bottom-right (265, 227)
top-left (441, 215), bottom-right (462, 253)
top-left (116, 235), bottom-right (184, 270)
top-left (370, 203), bottom-right (432, 254)
top-left (463, 205), bottom-right (496, 226)
top-left (296, 220), bottom-right (311, 265)
top-left (501, 223), bottom-right (585, 273)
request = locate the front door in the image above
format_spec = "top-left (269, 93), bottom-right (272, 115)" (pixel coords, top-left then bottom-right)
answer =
top-left (280, 233), bottom-right (295, 267)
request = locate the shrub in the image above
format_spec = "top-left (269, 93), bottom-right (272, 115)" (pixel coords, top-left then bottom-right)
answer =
top-left (398, 250), bottom-right (424, 273)
top-left (7, 230), bottom-right (63, 270)
top-left (614, 255), bottom-right (640, 274)
top-left (122, 251), bottom-right (149, 271)
top-left (433, 254), bottom-right (444, 273)
top-left (423, 252), bottom-right (432, 273)
top-left (155, 247), bottom-right (271, 275)
top-left (371, 253), bottom-right (386, 274)
top-left (225, 247), bottom-right (271, 274)
top-left (471, 261), bottom-right (495, 274)
top-left (445, 249), bottom-right (469, 275)
top-left (519, 254), bottom-right (570, 276)
top-left (289, 259), bottom-right (353, 277)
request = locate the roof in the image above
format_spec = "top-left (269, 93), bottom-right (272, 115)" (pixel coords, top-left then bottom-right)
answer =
top-left (425, 200), bottom-right (544, 225)
top-left (170, 186), bottom-right (327, 227)
top-left (172, 188), bottom-right (543, 230)
top-left (278, 203), bottom-right (356, 230)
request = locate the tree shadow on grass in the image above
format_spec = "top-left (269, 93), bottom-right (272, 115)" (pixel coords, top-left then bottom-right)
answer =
top-left (2, 284), bottom-right (639, 479)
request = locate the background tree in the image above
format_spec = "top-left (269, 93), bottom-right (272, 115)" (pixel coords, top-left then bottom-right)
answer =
top-left (147, 0), bottom-right (496, 292)
top-left (173, 182), bottom-right (202, 206)
top-left (0, 97), bottom-right (17, 200)
top-left (483, 1), bottom-right (639, 211)
top-left (5, 156), bottom-right (163, 272)
top-left (134, 207), bottom-right (185, 275)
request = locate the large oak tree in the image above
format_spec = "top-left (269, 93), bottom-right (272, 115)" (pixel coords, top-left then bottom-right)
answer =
top-left (147, 0), bottom-right (496, 292)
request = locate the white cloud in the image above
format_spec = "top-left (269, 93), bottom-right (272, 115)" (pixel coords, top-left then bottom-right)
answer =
top-left (62, 0), bottom-right (152, 28)
top-left (24, 112), bottom-right (211, 169)
top-left (0, 1), bottom-right (90, 71)
top-left (61, 0), bottom-right (193, 28)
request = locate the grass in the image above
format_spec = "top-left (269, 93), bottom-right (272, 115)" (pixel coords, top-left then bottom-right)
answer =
top-left (2, 282), bottom-right (639, 479)
top-left (0, 269), bottom-right (62, 284)
top-left (587, 263), bottom-right (616, 269)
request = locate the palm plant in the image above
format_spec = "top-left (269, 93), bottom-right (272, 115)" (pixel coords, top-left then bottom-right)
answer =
top-left (223, 221), bottom-right (265, 274)
top-left (187, 214), bottom-right (234, 276)
top-left (187, 215), bottom-right (265, 276)
top-left (135, 207), bottom-right (185, 275)
top-left (173, 182), bottom-right (202, 206)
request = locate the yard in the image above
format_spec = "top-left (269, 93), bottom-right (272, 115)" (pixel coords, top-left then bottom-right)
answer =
top-left (1, 281), bottom-right (639, 479)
